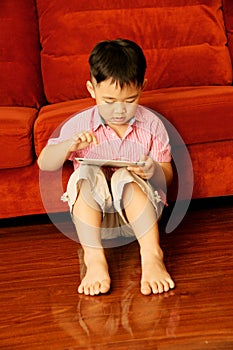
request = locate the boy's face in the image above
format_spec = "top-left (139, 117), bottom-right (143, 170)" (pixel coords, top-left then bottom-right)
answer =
top-left (86, 78), bottom-right (144, 126)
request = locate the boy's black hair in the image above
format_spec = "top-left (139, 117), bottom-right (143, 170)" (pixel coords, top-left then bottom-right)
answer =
top-left (88, 39), bottom-right (147, 88)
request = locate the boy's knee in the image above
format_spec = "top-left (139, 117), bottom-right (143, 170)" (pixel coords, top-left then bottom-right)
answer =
top-left (78, 178), bottom-right (91, 193)
top-left (111, 167), bottom-right (133, 190)
top-left (122, 181), bottom-right (143, 206)
top-left (74, 179), bottom-right (92, 206)
top-left (111, 168), bottom-right (142, 200)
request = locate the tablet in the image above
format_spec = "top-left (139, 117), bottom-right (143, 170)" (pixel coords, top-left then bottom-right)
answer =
top-left (75, 158), bottom-right (145, 167)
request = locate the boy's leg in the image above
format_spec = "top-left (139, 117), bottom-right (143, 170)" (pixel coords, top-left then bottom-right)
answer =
top-left (122, 182), bottom-right (175, 295)
top-left (73, 179), bottom-right (111, 296)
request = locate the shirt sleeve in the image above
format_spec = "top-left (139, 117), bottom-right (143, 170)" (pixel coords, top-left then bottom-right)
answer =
top-left (47, 114), bottom-right (79, 146)
top-left (46, 107), bottom-right (96, 163)
top-left (47, 114), bottom-right (83, 163)
top-left (149, 118), bottom-right (172, 163)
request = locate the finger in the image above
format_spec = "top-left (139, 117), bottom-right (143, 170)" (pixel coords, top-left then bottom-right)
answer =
top-left (74, 132), bottom-right (86, 143)
top-left (76, 133), bottom-right (91, 144)
top-left (84, 132), bottom-right (93, 143)
top-left (83, 132), bottom-right (98, 145)
top-left (92, 134), bottom-right (98, 145)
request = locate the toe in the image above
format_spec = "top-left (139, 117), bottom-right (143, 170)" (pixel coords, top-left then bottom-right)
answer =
top-left (151, 280), bottom-right (170, 294)
top-left (168, 278), bottom-right (175, 289)
top-left (93, 281), bottom-right (101, 295)
top-left (89, 284), bottom-right (96, 296)
top-left (162, 280), bottom-right (170, 292)
top-left (100, 279), bottom-right (110, 294)
top-left (155, 281), bottom-right (164, 294)
top-left (78, 284), bottom-right (84, 294)
top-left (84, 284), bottom-right (91, 295)
top-left (141, 281), bottom-right (152, 295)
top-left (150, 282), bottom-right (159, 294)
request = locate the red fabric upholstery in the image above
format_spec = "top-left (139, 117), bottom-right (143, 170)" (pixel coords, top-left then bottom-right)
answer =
top-left (37, 0), bottom-right (232, 103)
top-left (0, 162), bottom-right (72, 218)
top-left (170, 140), bottom-right (233, 200)
top-left (34, 86), bottom-right (233, 156)
top-left (0, 107), bottom-right (38, 168)
top-left (189, 141), bottom-right (233, 198)
top-left (140, 86), bottom-right (233, 145)
top-left (0, 0), bottom-right (232, 219)
top-left (34, 99), bottom-right (95, 156)
top-left (0, 0), bottom-right (45, 108)
top-left (1, 140), bottom-right (232, 218)
top-left (223, 0), bottom-right (233, 64)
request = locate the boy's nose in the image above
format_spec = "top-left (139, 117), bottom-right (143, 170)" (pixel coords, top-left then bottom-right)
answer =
top-left (114, 102), bottom-right (127, 114)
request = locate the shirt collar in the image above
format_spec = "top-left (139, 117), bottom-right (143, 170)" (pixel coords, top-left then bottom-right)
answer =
top-left (92, 106), bottom-right (104, 131)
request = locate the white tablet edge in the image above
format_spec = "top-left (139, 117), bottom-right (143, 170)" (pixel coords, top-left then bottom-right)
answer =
top-left (75, 158), bottom-right (145, 167)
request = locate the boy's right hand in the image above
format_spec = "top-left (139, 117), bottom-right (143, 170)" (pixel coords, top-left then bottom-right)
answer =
top-left (69, 131), bottom-right (98, 152)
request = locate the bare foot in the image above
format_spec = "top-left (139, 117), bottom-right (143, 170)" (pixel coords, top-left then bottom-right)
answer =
top-left (140, 249), bottom-right (175, 295)
top-left (78, 248), bottom-right (111, 296)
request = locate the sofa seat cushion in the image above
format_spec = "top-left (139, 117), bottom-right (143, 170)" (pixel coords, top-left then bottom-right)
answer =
top-left (0, 107), bottom-right (38, 169)
top-left (34, 86), bottom-right (233, 156)
top-left (37, 0), bottom-right (232, 104)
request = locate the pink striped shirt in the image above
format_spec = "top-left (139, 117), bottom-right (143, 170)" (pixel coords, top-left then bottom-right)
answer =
top-left (48, 105), bottom-right (171, 171)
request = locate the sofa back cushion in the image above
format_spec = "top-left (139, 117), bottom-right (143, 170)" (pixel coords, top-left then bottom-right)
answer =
top-left (36, 0), bottom-right (232, 104)
top-left (0, 0), bottom-right (45, 108)
top-left (223, 0), bottom-right (233, 64)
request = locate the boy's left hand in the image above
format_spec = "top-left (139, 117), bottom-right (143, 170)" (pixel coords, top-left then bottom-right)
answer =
top-left (127, 155), bottom-right (156, 180)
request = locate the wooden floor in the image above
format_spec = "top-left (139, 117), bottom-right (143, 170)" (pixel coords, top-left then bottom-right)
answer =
top-left (0, 197), bottom-right (233, 350)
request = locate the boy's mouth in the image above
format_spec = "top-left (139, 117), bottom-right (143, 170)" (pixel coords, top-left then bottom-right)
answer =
top-left (110, 117), bottom-right (126, 124)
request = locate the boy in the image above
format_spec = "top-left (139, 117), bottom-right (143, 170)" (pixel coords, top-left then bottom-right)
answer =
top-left (38, 39), bottom-right (175, 296)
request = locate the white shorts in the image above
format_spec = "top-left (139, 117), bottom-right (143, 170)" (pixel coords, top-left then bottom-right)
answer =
top-left (61, 165), bottom-right (163, 239)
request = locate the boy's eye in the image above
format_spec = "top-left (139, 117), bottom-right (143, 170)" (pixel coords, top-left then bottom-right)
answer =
top-left (104, 100), bottom-right (115, 104)
top-left (104, 98), bottom-right (137, 104)
top-left (126, 99), bottom-right (136, 103)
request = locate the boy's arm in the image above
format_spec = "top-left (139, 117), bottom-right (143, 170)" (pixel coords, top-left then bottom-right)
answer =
top-left (37, 139), bottom-right (74, 171)
top-left (157, 161), bottom-right (173, 187)
top-left (37, 132), bottom-right (98, 171)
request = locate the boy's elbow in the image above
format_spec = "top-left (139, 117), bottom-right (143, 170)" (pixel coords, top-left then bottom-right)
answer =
top-left (37, 158), bottom-right (42, 170)
top-left (37, 144), bottom-right (67, 171)
top-left (37, 158), bottom-right (59, 172)
top-left (37, 152), bottom-right (47, 170)
top-left (37, 157), bottom-right (48, 171)
top-left (37, 152), bottom-right (55, 171)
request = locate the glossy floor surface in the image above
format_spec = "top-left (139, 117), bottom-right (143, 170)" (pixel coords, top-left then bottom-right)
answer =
top-left (0, 197), bottom-right (233, 350)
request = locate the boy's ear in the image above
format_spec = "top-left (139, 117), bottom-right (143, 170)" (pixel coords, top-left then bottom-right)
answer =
top-left (86, 80), bottom-right (96, 99)
top-left (142, 79), bottom-right (147, 90)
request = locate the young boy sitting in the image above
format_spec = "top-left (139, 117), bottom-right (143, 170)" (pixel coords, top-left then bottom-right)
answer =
top-left (38, 38), bottom-right (175, 296)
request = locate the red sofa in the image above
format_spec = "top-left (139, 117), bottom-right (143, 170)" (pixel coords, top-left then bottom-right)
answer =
top-left (0, 0), bottom-right (233, 219)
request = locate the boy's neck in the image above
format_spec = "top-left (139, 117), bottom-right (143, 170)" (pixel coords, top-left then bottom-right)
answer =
top-left (107, 122), bottom-right (129, 139)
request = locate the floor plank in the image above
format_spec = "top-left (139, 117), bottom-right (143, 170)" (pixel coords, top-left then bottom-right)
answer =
top-left (0, 197), bottom-right (233, 349)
